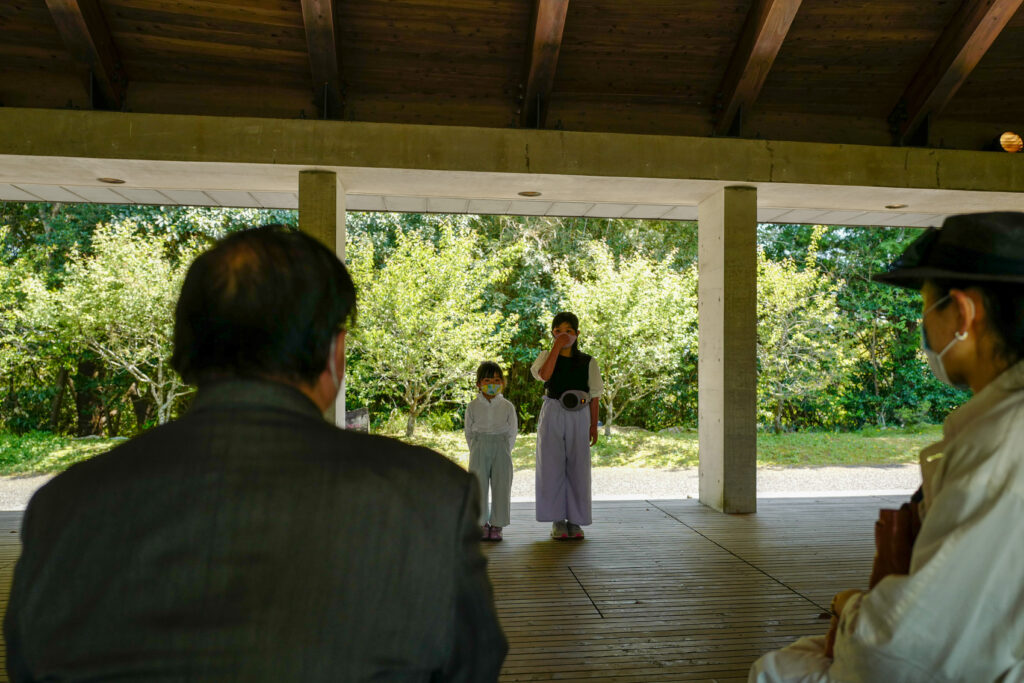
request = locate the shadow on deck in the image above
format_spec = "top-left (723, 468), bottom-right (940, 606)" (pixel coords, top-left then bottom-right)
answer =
top-left (485, 496), bottom-right (903, 682)
top-left (0, 496), bottom-right (901, 682)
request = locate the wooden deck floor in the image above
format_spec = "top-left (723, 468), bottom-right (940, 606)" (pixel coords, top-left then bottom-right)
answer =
top-left (0, 496), bottom-right (901, 682)
top-left (484, 496), bottom-right (902, 682)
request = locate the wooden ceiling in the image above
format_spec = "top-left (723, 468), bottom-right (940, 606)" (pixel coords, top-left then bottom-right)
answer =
top-left (2, 0), bottom-right (1023, 152)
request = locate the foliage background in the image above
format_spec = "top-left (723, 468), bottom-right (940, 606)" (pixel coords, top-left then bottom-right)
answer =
top-left (0, 202), bottom-right (968, 440)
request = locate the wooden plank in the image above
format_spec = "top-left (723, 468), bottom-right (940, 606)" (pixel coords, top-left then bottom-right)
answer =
top-left (43, 0), bottom-right (126, 109)
top-left (713, 0), bottom-right (803, 136)
top-left (520, 0), bottom-right (569, 128)
top-left (892, 0), bottom-right (1024, 144)
top-left (300, 0), bottom-right (343, 119)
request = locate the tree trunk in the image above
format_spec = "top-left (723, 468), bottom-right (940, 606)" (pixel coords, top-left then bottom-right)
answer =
top-left (106, 406), bottom-right (121, 437)
top-left (73, 359), bottom-right (107, 436)
top-left (49, 368), bottom-right (69, 431)
top-left (603, 396), bottom-right (613, 437)
top-left (128, 383), bottom-right (154, 431)
top-left (405, 411), bottom-right (416, 438)
top-left (774, 399), bottom-right (783, 435)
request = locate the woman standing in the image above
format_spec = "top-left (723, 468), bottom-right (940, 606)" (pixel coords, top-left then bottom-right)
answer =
top-left (531, 312), bottom-right (603, 540)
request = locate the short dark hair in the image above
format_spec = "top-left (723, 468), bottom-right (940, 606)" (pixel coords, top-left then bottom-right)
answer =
top-left (172, 225), bottom-right (357, 386)
top-left (931, 279), bottom-right (1024, 366)
top-left (476, 361), bottom-right (504, 384)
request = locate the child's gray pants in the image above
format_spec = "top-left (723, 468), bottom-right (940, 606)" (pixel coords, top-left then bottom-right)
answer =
top-left (469, 432), bottom-right (513, 527)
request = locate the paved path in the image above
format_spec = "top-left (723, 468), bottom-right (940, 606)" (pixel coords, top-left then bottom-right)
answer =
top-left (511, 463), bottom-right (920, 501)
top-left (0, 464), bottom-right (920, 510)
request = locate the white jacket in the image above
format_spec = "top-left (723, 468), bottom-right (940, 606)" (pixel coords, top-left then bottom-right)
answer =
top-left (752, 360), bottom-right (1024, 683)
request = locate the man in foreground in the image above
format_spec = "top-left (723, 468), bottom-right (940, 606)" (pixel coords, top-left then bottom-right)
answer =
top-left (5, 225), bottom-right (507, 681)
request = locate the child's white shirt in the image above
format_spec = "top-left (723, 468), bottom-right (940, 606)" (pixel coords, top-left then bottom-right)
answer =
top-left (465, 392), bottom-right (518, 452)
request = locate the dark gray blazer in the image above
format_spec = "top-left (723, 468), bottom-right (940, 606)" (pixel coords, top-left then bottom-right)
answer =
top-left (5, 380), bottom-right (507, 681)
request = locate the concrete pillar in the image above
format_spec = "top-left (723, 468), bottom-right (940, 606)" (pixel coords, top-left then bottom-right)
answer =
top-left (697, 185), bottom-right (757, 513)
top-left (298, 169), bottom-right (347, 427)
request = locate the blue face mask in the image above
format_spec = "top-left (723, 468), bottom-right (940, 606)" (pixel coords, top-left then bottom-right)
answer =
top-left (482, 383), bottom-right (501, 397)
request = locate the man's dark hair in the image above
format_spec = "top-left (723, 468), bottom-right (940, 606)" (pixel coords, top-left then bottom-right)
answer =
top-left (476, 361), bottom-right (504, 384)
top-left (172, 224), bottom-right (357, 386)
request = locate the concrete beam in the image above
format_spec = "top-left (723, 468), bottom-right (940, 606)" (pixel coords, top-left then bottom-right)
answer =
top-left (698, 186), bottom-right (757, 514)
top-left (299, 169), bottom-right (347, 427)
top-left (1, 108), bottom-right (1023, 195)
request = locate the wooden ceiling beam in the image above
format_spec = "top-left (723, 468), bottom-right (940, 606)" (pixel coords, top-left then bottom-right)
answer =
top-left (300, 0), bottom-right (343, 119)
top-left (520, 0), bottom-right (569, 128)
top-left (713, 0), bottom-right (802, 137)
top-left (44, 0), bottom-right (126, 110)
top-left (893, 0), bottom-right (1024, 145)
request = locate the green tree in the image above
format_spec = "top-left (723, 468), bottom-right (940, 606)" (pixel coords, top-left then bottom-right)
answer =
top-left (552, 242), bottom-right (697, 436)
top-left (757, 228), bottom-right (854, 432)
top-left (24, 222), bottom-right (195, 425)
top-left (347, 225), bottom-right (518, 437)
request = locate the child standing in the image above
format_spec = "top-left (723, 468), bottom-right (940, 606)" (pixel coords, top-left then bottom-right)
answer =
top-left (531, 312), bottom-right (603, 540)
top-left (465, 361), bottom-right (517, 541)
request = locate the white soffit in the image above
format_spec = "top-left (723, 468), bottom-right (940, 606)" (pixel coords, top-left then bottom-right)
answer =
top-left (1, 156), bottom-right (1022, 227)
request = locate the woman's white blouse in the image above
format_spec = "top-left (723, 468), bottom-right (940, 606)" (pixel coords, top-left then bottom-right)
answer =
top-left (753, 360), bottom-right (1024, 682)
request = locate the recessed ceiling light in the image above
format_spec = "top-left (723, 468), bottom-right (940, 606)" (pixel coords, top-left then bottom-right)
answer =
top-left (97, 177), bottom-right (125, 184)
top-left (885, 203), bottom-right (908, 209)
top-left (518, 190), bottom-right (542, 197)
top-left (1000, 131), bottom-right (1023, 153)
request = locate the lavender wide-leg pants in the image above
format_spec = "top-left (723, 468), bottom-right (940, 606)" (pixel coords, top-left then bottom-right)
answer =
top-left (535, 397), bottom-right (592, 525)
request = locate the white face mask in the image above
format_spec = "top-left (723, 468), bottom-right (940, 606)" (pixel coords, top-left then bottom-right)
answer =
top-left (921, 294), bottom-right (972, 389)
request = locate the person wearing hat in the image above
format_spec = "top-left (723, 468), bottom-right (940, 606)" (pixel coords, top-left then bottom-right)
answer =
top-left (750, 212), bottom-right (1024, 682)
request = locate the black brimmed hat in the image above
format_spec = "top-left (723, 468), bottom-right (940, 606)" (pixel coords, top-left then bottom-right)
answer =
top-left (872, 211), bottom-right (1024, 290)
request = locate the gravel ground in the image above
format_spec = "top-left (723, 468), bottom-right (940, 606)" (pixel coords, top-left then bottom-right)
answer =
top-left (511, 463), bottom-right (921, 501)
top-left (0, 464), bottom-right (921, 510)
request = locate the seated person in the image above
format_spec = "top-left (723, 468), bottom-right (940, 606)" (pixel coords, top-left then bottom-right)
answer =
top-left (4, 225), bottom-right (507, 682)
top-left (751, 212), bottom-right (1024, 682)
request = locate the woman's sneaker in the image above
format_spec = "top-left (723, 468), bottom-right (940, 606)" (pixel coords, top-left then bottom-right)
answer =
top-left (489, 526), bottom-right (503, 541)
top-left (551, 520), bottom-right (569, 539)
top-left (566, 522), bottom-right (584, 539)
top-left (481, 523), bottom-right (492, 541)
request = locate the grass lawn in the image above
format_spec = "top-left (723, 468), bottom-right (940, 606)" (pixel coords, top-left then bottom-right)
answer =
top-left (0, 432), bottom-right (125, 476)
top-left (0, 425), bottom-right (942, 477)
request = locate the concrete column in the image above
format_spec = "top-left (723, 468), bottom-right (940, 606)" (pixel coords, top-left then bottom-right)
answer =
top-left (697, 185), bottom-right (757, 513)
top-left (298, 169), bottom-right (347, 427)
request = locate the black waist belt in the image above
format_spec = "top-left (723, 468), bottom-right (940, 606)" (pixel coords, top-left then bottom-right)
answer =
top-left (548, 389), bottom-right (590, 411)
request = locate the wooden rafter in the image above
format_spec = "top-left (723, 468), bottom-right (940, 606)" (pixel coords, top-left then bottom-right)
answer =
top-left (44, 0), bottom-right (126, 110)
top-left (521, 0), bottom-right (569, 128)
top-left (300, 0), bottom-right (343, 119)
top-left (713, 0), bottom-right (802, 136)
top-left (893, 0), bottom-right (1024, 144)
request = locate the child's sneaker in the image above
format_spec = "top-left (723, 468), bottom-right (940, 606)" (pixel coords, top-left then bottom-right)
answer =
top-left (551, 520), bottom-right (569, 540)
top-left (566, 522), bottom-right (584, 539)
top-left (481, 523), bottom-right (492, 541)
top-left (489, 526), bottom-right (503, 541)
